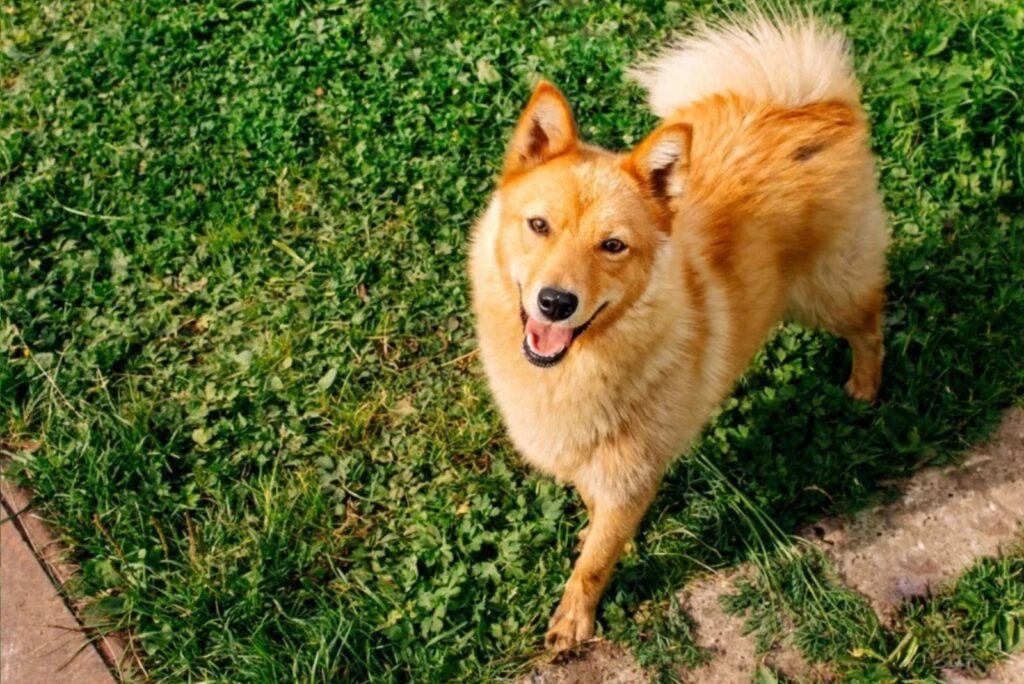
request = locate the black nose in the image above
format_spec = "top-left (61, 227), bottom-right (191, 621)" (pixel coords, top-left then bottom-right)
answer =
top-left (537, 287), bottom-right (578, 322)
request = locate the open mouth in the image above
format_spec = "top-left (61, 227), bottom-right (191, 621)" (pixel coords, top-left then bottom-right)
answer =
top-left (519, 302), bottom-right (607, 368)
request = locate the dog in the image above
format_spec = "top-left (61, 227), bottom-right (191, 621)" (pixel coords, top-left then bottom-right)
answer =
top-left (469, 14), bottom-right (887, 652)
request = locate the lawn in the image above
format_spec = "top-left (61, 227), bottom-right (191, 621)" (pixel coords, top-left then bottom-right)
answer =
top-left (2, 0), bottom-right (1023, 681)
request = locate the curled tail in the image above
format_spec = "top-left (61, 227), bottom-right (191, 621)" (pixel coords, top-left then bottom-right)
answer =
top-left (629, 14), bottom-right (861, 118)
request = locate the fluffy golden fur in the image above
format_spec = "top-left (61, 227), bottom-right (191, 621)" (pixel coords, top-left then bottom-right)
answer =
top-left (469, 15), bottom-right (887, 651)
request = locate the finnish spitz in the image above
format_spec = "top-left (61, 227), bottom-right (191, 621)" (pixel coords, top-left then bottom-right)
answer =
top-left (470, 15), bottom-right (887, 651)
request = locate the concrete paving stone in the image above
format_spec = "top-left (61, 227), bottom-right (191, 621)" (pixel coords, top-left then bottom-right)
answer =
top-left (810, 408), bottom-right (1024, 619)
top-left (0, 473), bottom-right (134, 681)
top-left (1, 501), bottom-right (116, 684)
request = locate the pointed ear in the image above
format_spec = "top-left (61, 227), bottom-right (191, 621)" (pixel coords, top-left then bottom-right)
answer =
top-left (502, 80), bottom-right (578, 179)
top-left (623, 122), bottom-right (692, 201)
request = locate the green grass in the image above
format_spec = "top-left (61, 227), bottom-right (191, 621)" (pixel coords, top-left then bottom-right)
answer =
top-left (2, 0), bottom-right (1023, 681)
top-left (891, 545), bottom-right (1024, 678)
top-left (724, 548), bottom-right (885, 678)
top-left (724, 543), bottom-right (1024, 682)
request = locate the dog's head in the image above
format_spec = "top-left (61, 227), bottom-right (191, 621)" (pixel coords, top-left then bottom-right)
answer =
top-left (494, 81), bottom-right (691, 368)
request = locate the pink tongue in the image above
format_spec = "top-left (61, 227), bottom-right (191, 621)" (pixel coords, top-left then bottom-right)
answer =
top-left (525, 317), bottom-right (573, 357)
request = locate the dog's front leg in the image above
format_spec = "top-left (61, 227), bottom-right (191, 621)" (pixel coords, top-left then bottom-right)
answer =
top-left (544, 481), bottom-right (656, 652)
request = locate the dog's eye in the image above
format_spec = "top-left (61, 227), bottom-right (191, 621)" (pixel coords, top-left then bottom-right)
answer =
top-left (601, 238), bottom-right (627, 253)
top-left (527, 217), bottom-right (549, 235)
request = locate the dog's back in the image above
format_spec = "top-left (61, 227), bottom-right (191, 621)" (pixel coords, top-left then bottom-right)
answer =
top-left (632, 15), bottom-right (889, 399)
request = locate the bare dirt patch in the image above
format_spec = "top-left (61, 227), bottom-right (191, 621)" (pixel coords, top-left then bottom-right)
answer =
top-left (676, 569), bottom-right (831, 683)
top-left (676, 570), bottom-right (757, 683)
top-left (517, 640), bottom-right (647, 684)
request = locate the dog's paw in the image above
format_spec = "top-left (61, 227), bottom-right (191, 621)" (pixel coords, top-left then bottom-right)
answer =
top-left (844, 376), bottom-right (879, 402)
top-left (544, 599), bottom-right (595, 652)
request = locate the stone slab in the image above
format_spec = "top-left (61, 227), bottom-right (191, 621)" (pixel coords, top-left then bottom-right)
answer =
top-left (1, 496), bottom-right (116, 684)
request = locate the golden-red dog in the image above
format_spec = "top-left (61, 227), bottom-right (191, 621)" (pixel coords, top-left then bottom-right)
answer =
top-left (470, 15), bottom-right (887, 651)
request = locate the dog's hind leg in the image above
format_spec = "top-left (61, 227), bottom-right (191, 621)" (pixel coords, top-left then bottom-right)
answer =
top-left (833, 286), bottom-right (885, 401)
top-left (787, 202), bottom-right (888, 401)
top-left (789, 273), bottom-right (886, 401)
